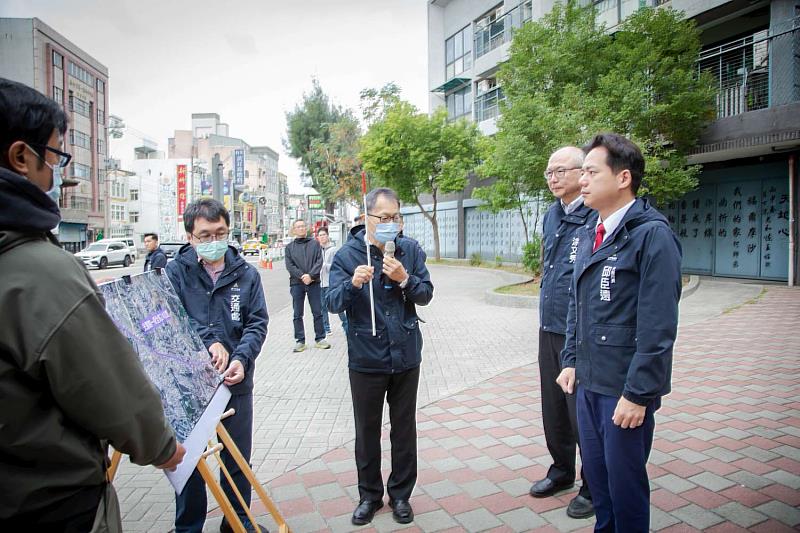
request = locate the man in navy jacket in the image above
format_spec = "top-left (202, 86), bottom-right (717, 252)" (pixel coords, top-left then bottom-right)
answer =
top-left (557, 134), bottom-right (681, 533)
top-left (530, 147), bottom-right (595, 519)
top-left (327, 188), bottom-right (433, 527)
top-left (166, 198), bottom-right (268, 533)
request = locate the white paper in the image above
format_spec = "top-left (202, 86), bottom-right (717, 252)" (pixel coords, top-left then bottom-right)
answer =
top-left (166, 384), bottom-right (232, 494)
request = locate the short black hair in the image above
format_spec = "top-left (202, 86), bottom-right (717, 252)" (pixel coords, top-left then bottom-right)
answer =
top-left (0, 78), bottom-right (68, 169)
top-left (584, 133), bottom-right (645, 194)
top-left (317, 226), bottom-right (328, 235)
top-left (143, 232), bottom-right (159, 241)
top-left (183, 198), bottom-right (230, 233)
top-left (366, 187), bottom-right (400, 212)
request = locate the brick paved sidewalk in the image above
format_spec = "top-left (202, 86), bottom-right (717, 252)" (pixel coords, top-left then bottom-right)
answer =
top-left (209, 285), bottom-right (800, 532)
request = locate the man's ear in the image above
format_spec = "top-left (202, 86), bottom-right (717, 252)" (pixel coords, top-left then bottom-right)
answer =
top-left (6, 141), bottom-right (31, 176)
top-left (617, 169), bottom-right (633, 192)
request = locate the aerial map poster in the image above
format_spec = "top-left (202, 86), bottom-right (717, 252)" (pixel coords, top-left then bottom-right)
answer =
top-left (99, 270), bottom-right (230, 494)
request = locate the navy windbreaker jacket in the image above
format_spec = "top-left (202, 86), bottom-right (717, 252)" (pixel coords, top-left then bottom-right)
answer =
top-left (166, 244), bottom-right (269, 395)
top-left (327, 231), bottom-right (434, 374)
top-left (539, 200), bottom-right (597, 335)
top-left (561, 198), bottom-right (682, 405)
top-left (144, 247), bottom-right (168, 272)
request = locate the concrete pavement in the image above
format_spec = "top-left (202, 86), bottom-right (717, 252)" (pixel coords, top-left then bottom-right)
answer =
top-left (112, 263), bottom-right (800, 532)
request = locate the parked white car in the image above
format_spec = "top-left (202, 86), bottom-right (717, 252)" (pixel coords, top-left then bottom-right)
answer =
top-left (97, 238), bottom-right (138, 262)
top-left (75, 241), bottom-right (133, 269)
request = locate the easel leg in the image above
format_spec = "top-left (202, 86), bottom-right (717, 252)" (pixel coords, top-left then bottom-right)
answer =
top-left (197, 457), bottom-right (247, 533)
top-left (217, 423), bottom-right (290, 533)
top-left (107, 449), bottom-right (123, 481)
top-left (208, 440), bottom-right (262, 532)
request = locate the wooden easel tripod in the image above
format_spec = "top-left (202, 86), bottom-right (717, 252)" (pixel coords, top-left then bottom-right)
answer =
top-left (107, 409), bottom-right (289, 533)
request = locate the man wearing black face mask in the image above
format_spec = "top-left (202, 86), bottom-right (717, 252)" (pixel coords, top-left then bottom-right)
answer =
top-left (327, 188), bottom-right (434, 527)
top-left (0, 78), bottom-right (184, 531)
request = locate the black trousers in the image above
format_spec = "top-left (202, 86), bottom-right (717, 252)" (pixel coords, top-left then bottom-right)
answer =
top-left (290, 282), bottom-right (325, 343)
top-left (349, 367), bottom-right (420, 502)
top-left (538, 328), bottom-right (590, 497)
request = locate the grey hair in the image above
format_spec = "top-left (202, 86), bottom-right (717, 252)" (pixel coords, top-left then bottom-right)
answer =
top-left (553, 145), bottom-right (585, 167)
top-left (365, 187), bottom-right (400, 212)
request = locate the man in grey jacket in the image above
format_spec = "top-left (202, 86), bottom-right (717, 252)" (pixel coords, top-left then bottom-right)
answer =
top-left (318, 226), bottom-right (348, 334)
top-left (285, 219), bottom-right (329, 352)
top-left (0, 77), bottom-right (185, 532)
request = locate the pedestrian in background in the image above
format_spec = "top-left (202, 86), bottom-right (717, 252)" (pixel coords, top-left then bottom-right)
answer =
top-left (143, 232), bottom-right (167, 272)
top-left (317, 226), bottom-right (348, 334)
top-left (285, 219), bottom-right (329, 352)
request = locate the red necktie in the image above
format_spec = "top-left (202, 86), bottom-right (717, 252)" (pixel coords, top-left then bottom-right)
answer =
top-left (593, 222), bottom-right (606, 253)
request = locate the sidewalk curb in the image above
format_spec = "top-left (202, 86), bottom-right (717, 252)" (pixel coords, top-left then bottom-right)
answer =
top-left (484, 272), bottom-right (537, 309)
top-left (682, 274), bottom-right (701, 299)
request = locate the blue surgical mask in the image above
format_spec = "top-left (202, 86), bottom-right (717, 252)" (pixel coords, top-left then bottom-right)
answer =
top-left (374, 222), bottom-right (400, 244)
top-left (26, 144), bottom-right (62, 205)
top-left (46, 164), bottom-right (63, 204)
top-left (196, 240), bottom-right (228, 262)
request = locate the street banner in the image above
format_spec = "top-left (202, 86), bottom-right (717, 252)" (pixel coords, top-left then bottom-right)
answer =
top-left (234, 149), bottom-right (245, 186)
top-left (99, 271), bottom-right (230, 494)
top-left (176, 165), bottom-right (187, 216)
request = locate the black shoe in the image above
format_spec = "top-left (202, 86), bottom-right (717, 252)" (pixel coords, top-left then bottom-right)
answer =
top-left (220, 518), bottom-right (270, 533)
top-left (351, 499), bottom-right (383, 526)
top-left (389, 499), bottom-right (414, 524)
top-left (567, 494), bottom-right (594, 519)
top-left (529, 477), bottom-right (574, 498)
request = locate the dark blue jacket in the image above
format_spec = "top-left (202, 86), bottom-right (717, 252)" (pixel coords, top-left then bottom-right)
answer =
top-left (561, 198), bottom-right (682, 405)
top-left (166, 244), bottom-right (268, 395)
top-left (144, 247), bottom-right (168, 272)
top-left (327, 231), bottom-right (434, 374)
top-left (540, 200), bottom-right (597, 335)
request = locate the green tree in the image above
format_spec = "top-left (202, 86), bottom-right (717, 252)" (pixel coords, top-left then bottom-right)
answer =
top-left (359, 82), bottom-right (402, 127)
top-left (360, 102), bottom-right (481, 260)
top-left (284, 78), bottom-right (349, 206)
top-left (478, 2), bottom-right (715, 217)
top-left (308, 112), bottom-right (363, 205)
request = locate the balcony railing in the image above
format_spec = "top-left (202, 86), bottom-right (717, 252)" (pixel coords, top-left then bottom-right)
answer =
top-left (698, 18), bottom-right (798, 118)
top-left (475, 87), bottom-right (506, 122)
top-left (474, 1), bottom-right (533, 59)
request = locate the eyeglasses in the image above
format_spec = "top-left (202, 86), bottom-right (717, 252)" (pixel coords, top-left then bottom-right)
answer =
top-left (191, 231), bottom-right (230, 244)
top-left (544, 167), bottom-right (581, 181)
top-left (27, 144), bottom-right (72, 168)
top-left (367, 213), bottom-right (402, 224)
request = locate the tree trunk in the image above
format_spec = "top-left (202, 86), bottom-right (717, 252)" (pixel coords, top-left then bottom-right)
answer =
top-left (415, 190), bottom-right (441, 261)
top-left (517, 194), bottom-right (530, 246)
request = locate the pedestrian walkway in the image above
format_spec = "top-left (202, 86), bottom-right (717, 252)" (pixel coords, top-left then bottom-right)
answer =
top-left (114, 265), bottom-right (800, 532)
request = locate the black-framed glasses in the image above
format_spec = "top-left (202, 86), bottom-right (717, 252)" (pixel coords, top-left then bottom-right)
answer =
top-left (191, 231), bottom-right (230, 244)
top-left (28, 143), bottom-right (72, 168)
top-left (367, 213), bottom-right (402, 224)
top-left (544, 167), bottom-right (581, 181)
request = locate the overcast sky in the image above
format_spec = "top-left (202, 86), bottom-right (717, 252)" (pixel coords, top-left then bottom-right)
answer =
top-left (0, 0), bottom-right (431, 192)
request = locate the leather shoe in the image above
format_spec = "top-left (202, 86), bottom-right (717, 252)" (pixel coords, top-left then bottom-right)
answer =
top-left (529, 477), bottom-right (574, 498)
top-left (351, 499), bottom-right (383, 526)
top-left (566, 494), bottom-right (595, 519)
top-left (389, 499), bottom-right (414, 524)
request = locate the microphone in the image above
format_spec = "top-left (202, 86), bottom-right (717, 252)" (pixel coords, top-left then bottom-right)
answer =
top-left (383, 241), bottom-right (396, 290)
top-left (384, 240), bottom-right (396, 260)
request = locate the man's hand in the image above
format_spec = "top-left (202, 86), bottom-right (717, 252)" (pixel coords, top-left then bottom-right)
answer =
top-left (556, 367), bottom-right (576, 394)
top-left (351, 265), bottom-right (374, 289)
top-left (301, 274), bottom-right (312, 285)
top-left (382, 256), bottom-right (408, 284)
top-left (612, 396), bottom-right (646, 429)
top-left (223, 360), bottom-right (245, 386)
top-left (208, 342), bottom-right (229, 373)
top-left (156, 443), bottom-right (186, 472)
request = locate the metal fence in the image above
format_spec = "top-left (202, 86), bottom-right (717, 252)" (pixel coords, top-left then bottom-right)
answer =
top-left (698, 18), bottom-right (799, 118)
top-left (475, 87), bottom-right (506, 122)
top-left (474, 1), bottom-right (533, 59)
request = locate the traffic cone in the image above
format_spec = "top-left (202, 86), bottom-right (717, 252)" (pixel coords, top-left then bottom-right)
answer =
top-left (268, 259), bottom-right (273, 270)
